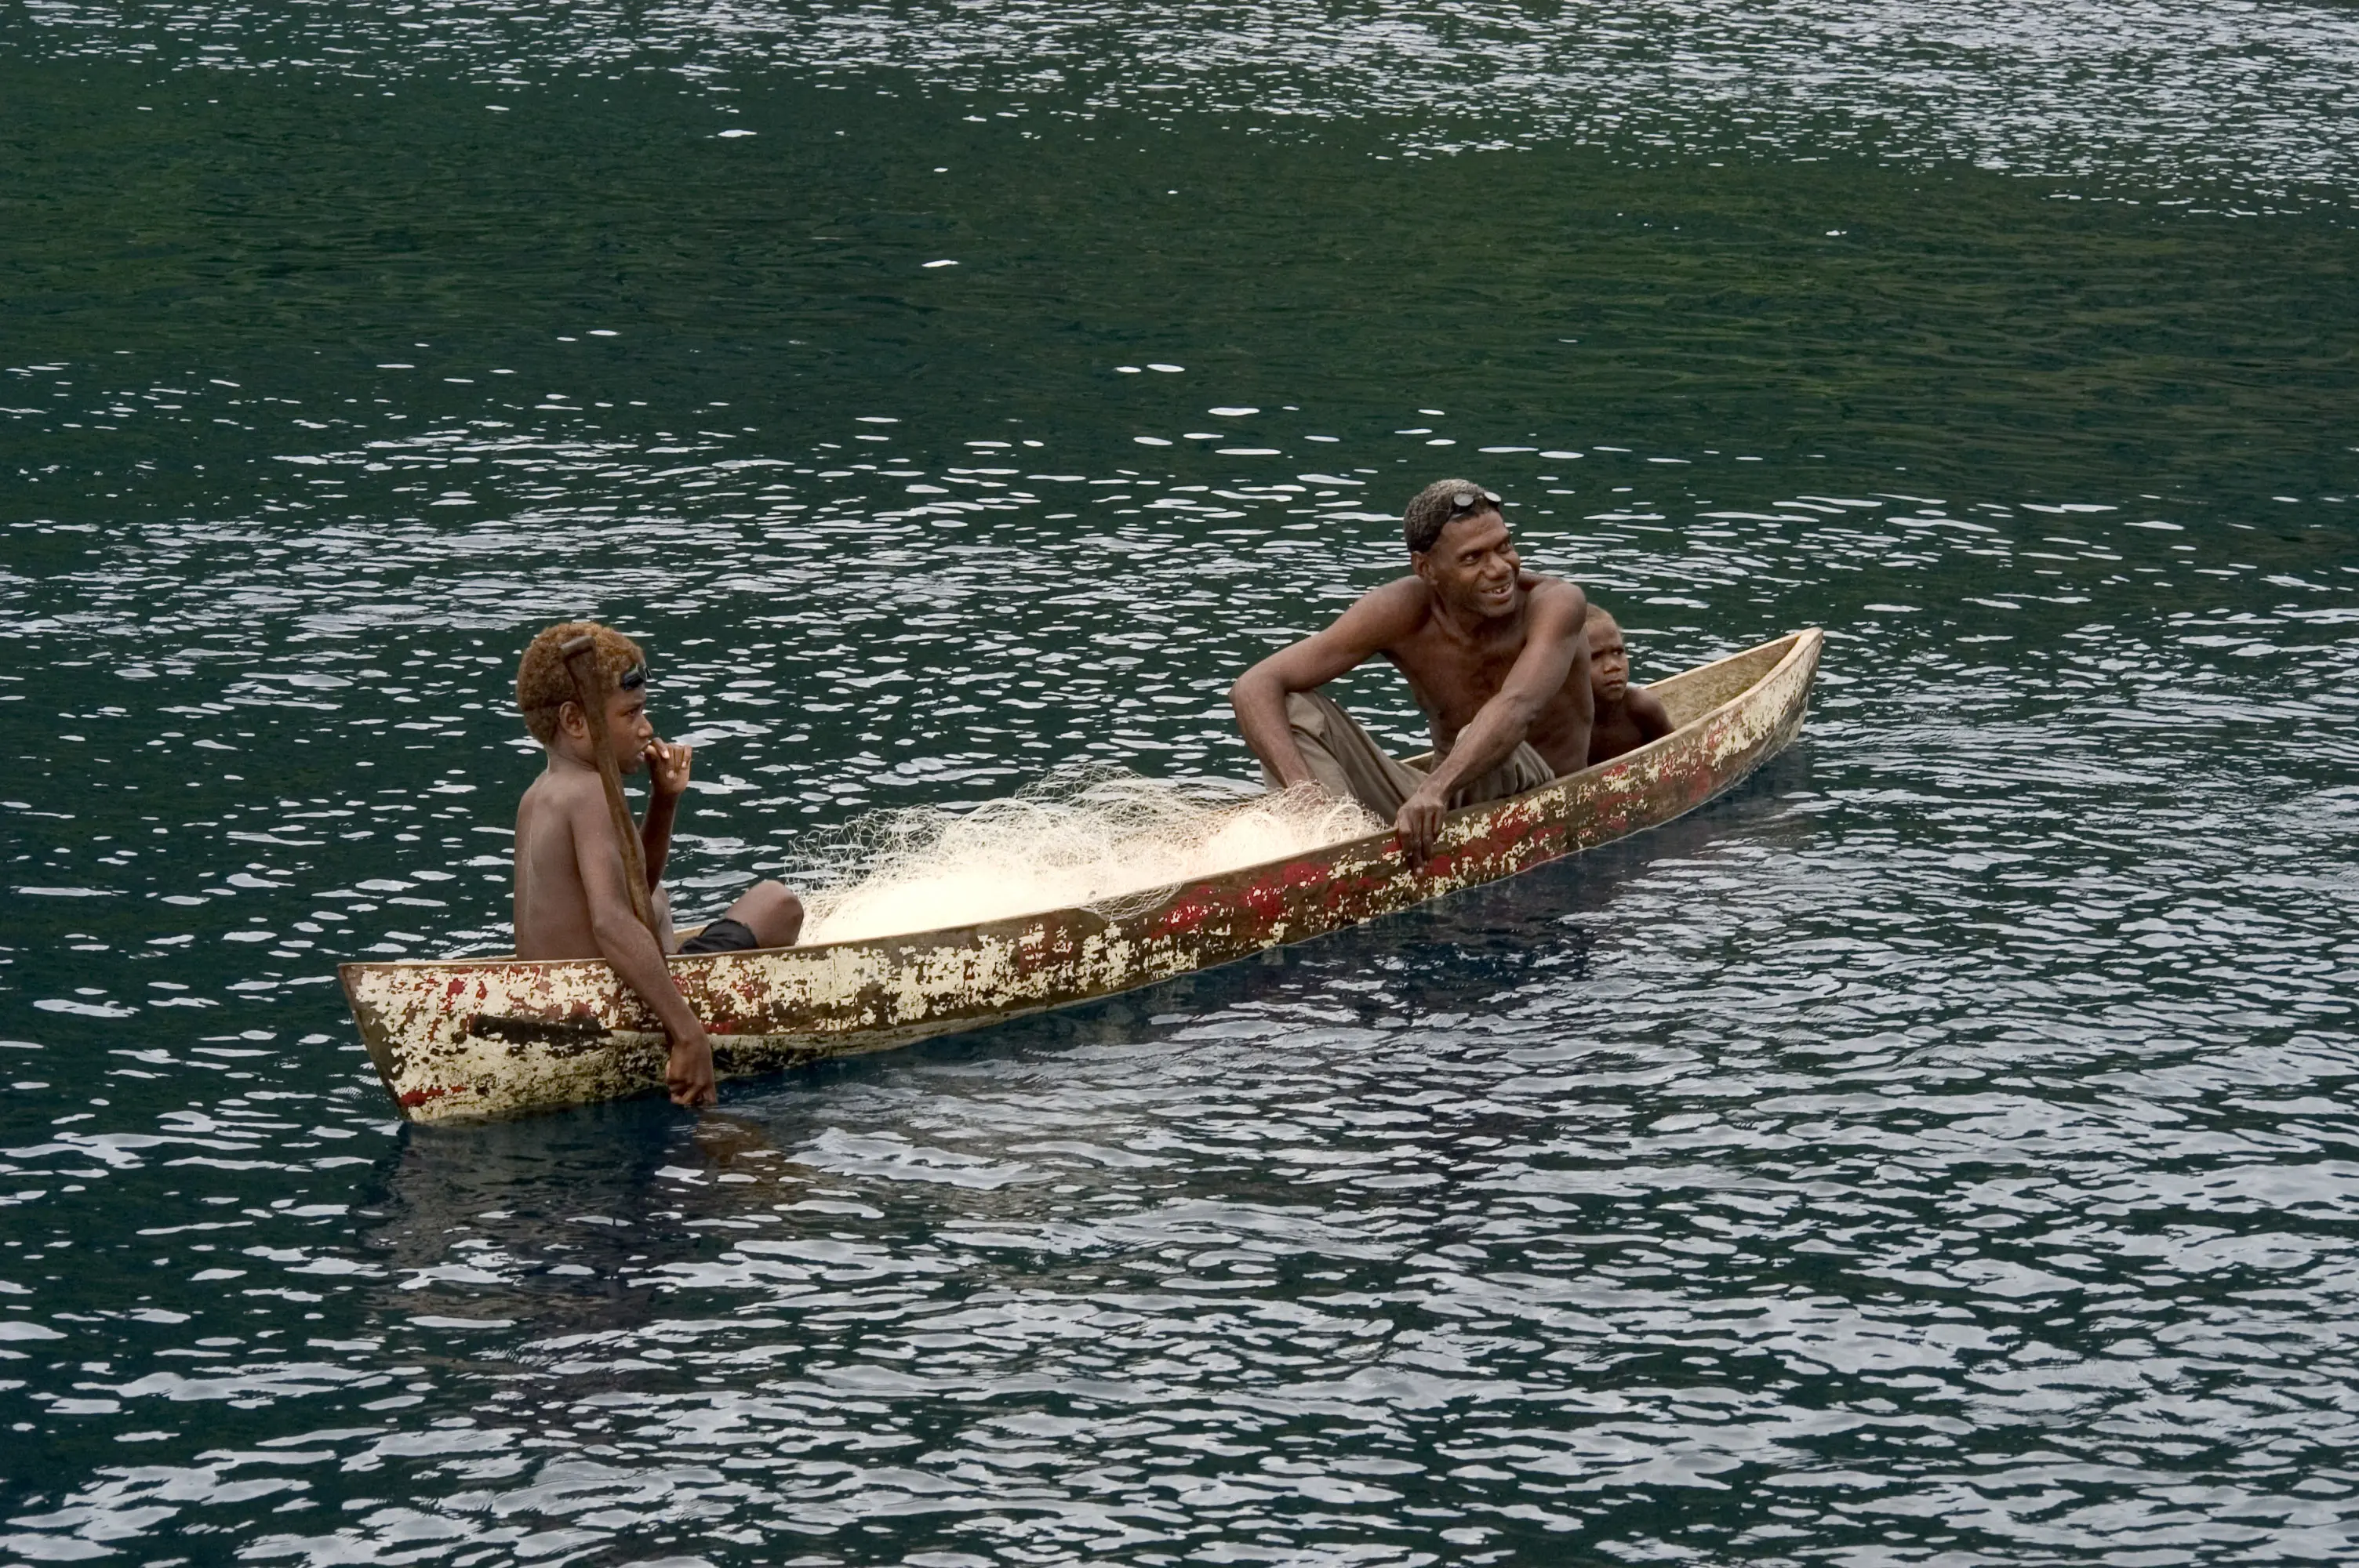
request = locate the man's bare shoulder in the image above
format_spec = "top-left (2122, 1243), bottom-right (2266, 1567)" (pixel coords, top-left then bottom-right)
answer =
top-left (1359, 574), bottom-right (1437, 615)
top-left (1519, 573), bottom-right (1590, 629)
top-left (1335, 575), bottom-right (1438, 644)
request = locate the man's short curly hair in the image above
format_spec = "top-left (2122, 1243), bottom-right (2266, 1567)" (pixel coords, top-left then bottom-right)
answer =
top-left (1403, 477), bottom-right (1503, 555)
top-left (516, 621), bottom-right (645, 744)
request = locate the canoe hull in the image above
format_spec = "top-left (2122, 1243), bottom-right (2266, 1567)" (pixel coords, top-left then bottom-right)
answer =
top-left (342, 629), bottom-right (1822, 1122)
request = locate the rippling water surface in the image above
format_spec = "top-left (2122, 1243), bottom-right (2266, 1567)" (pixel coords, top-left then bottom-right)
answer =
top-left (5, 2), bottom-right (2357, 1564)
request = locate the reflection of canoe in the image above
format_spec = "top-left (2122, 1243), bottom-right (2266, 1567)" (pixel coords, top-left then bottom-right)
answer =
top-left (343, 629), bottom-right (1823, 1123)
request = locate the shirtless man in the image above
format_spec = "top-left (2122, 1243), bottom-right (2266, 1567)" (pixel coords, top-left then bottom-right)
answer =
top-left (1230, 479), bottom-right (1593, 861)
top-left (511, 621), bottom-right (803, 1106)
top-left (1584, 604), bottom-right (1674, 764)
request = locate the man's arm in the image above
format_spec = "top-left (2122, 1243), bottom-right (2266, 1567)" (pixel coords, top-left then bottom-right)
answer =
top-left (1230, 582), bottom-right (1429, 788)
top-left (1396, 580), bottom-right (1591, 859)
top-left (567, 789), bottom-right (714, 1107)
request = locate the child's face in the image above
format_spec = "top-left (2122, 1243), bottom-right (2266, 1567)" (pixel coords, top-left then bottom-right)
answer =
top-left (606, 683), bottom-right (656, 772)
top-left (562, 680), bottom-right (656, 769)
top-left (1588, 622), bottom-right (1629, 703)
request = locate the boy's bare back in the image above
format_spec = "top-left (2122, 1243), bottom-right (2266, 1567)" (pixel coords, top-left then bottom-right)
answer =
top-left (514, 766), bottom-right (622, 962)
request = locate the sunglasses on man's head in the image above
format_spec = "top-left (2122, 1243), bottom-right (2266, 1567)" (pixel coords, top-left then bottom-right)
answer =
top-left (1448, 488), bottom-right (1503, 517)
top-left (617, 665), bottom-right (645, 692)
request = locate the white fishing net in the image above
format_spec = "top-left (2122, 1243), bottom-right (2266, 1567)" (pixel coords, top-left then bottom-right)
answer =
top-left (794, 767), bottom-right (1383, 946)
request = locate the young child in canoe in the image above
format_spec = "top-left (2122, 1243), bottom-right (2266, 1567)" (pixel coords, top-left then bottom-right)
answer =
top-left (1586, 604), bottom-right (1674, 764)
top-left (512, 621), bottom-right (803, 1106)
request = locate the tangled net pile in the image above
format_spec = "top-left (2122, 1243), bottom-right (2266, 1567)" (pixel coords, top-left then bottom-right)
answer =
top-left (794, 767), bottom-right (1383, 946)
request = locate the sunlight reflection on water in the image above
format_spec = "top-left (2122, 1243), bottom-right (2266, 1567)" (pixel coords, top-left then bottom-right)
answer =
top-left (21, 0), bottom-right (2359, 205)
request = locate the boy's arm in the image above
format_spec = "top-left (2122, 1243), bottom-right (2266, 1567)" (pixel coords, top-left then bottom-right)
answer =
top-left (1631, 686), bottom-right (1675, 743)
top-left (639, 740), bottom-right (692, 889)
top-left (566, 787), bottom-right (714, 1106)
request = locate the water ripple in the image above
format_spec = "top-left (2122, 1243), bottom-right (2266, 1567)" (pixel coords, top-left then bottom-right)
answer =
top-left (19, 2), bottom-right (2359, 207)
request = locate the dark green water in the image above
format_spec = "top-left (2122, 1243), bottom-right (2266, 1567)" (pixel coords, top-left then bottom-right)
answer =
top-left (5, 4), bottom-right (2357, 1563)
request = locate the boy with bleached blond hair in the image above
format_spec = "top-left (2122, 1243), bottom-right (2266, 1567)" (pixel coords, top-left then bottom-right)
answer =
top-left (513, 620), bottom-right (802, 1106)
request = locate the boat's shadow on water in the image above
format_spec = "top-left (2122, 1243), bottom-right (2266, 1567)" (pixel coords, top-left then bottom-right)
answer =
top-left (354, 1100), bottom-right (864, 1348)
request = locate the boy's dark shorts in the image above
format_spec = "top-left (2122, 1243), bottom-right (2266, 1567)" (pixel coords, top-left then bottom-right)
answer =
top-left (678, 917), bottom-right (761, 956)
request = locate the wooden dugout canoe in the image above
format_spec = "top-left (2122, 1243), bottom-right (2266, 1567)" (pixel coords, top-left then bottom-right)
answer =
top-left (343, 629), bottom-right (1823, 1123)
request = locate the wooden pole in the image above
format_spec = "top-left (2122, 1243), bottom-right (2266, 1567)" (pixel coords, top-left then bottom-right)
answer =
top-left (558, 634), bottom-right (660, 936)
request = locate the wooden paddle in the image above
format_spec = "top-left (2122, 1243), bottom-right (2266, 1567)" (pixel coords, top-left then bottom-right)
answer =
top-left (558, 633), bottom-right (660, 936)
